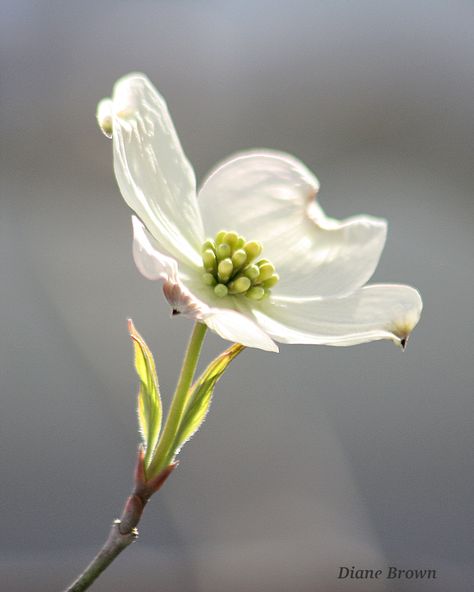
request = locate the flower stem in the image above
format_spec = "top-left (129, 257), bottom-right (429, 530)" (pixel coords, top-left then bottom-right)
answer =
top-left (62, 323), bottom-right (207, 592)
top-left (148, 321), bottom-right (207, 476)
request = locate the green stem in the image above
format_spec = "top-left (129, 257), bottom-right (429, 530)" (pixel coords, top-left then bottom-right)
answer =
top-left (148, 321), bottom-right (207, 476)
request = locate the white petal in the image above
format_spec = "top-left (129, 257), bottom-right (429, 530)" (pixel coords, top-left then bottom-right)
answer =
top-left (111, 73), bottom-right (204, 268)
top-left (249, 285), bottom-right (423, 347)
top-left (202, 309), bottom-right (278, 352)
top-left (198, 150), bottom-right (387, 298)
top-left (163, 281), bottom-right (278, 351)
top-left (132, 216), bottom-right (179, 282)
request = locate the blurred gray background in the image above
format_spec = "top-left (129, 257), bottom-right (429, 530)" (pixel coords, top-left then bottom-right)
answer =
top-left (1, 1), bottom-right (473, 591)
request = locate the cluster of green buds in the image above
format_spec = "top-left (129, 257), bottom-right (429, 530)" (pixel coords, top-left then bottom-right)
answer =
top-left (201, 231), bottom-right (279, 300)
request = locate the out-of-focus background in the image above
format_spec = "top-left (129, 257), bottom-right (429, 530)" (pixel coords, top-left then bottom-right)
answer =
top-left (1, 1), bottom-right (473, 591)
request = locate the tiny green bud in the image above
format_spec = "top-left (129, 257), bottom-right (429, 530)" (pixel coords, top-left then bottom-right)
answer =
top-left (246, 286), bottom-right (265, 300)
top-left (223, 231), bottom-right (239, 250)
top-left (202, 249), bottom-right (217, 271)
top-left (236, 236), bottom-right (246, 249)
top-left (216, 243), bottom-right (231, 260)
top-left (257, 259), bottom-right (270, 267)
top-left (214, 283), bottom-right (228, 298)
top-left (244, 241), bottom-right (262, 262)
top-left (218, 258), bottom-right (233, 282)
top-left (229, 276), bottom-right (251, 294)
top-left (244, 264), bottom-right (260, 280)
top-left (257, 262), bottom-right (275, 282)
top-left (215, 230), bottom-right (227, 244)
top-left (263, 273), bottom-right (279, 288)
top-left (202, 272), bottom-right (216, 286)
top-left (232, 249), bottom-right (247, 268)
top-left (202, 239), bottom-right (216, 253)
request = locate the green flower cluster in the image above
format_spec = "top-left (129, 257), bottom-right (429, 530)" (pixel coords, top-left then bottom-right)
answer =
top-left (201, 230), bottom-right (279, 300)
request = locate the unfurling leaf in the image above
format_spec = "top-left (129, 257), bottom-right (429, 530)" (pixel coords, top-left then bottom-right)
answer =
top-left (173, 343), bottom-right (244, 455)
top-left (128, 319), bottom-right (163, 470)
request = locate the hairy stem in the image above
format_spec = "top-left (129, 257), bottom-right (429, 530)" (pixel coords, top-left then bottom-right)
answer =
top-left (148, 321), bottom-right (207, 476)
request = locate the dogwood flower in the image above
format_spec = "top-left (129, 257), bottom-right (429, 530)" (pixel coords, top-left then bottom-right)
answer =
top-left (98, 73), bottom-right (422, 353)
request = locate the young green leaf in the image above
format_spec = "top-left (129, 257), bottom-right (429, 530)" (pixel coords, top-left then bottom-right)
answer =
top-left (173, 343), bottom-right (244, 455)
top-left (128, 319), bottom-right (163, 470)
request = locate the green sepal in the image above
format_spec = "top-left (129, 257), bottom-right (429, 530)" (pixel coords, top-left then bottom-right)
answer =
top-left (128, 319), bottom-right (163, 471)
top-left (173, 343), bottom-right (244, 454)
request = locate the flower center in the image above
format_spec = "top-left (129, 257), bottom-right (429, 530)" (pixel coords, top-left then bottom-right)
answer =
top-left (200, 230), bottom-right (279, 300)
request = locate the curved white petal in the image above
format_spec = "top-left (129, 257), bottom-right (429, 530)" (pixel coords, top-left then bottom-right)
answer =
top-left (202, 309), bottom-right (278, 352)
top-left (163, 281), bottom-right (277, 352)
top-left (248, 285), bottom-right (423, 347)
top-left (132, 216), bottom-right (179, 282)
top-left (111, 73), bottom-right (204, 268)
top-left (96, 98), bottom-right (113, 138)
top-left (198, 150), bottom-right (387, 298)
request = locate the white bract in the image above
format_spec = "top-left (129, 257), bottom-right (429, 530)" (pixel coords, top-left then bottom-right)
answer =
top-left (98, 73), bottom-right (422, 353)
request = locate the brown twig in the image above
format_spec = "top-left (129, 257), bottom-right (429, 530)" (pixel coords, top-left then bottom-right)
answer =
top-left (63, 448), bottom-right (177, 592)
